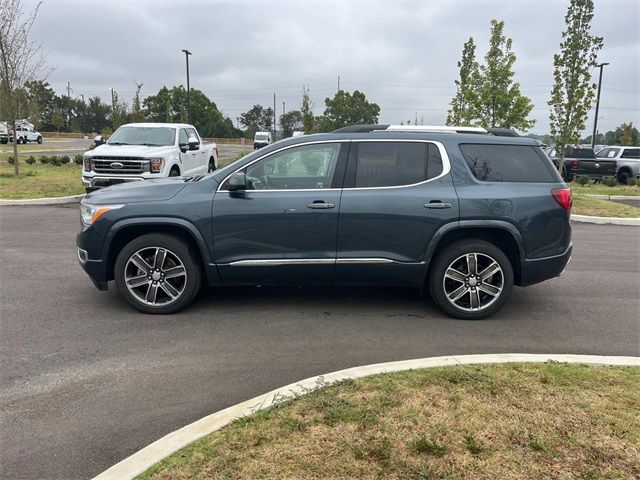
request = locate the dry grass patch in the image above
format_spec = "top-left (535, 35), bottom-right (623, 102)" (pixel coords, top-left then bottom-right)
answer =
top-left (572, 195), bottom-right (640, 218)
top-left (138, 364), bottom-right (640, 480)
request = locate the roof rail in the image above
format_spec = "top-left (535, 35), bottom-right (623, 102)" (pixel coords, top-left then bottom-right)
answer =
top-left (332, 124), bottom-right (390, 133)
top-left (384, 125), bottom-right (488, 134)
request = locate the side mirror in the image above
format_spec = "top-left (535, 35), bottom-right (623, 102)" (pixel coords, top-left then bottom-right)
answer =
top-left (188, 137), bottom-right (200, 151)
top-left (227, 172), bottom-right (247, 191)
top-left (179, 142), bottom-right (188, 153)
top-left (94, 135), bottom-right (105, 146)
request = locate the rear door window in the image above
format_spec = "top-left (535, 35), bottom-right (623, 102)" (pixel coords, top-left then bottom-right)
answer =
top-left (596, 148), bottom-right (620, 158)
top-left (353, 142), bottom-right (443, 188)
top-left (460, 144), bottom-right (558, 182)
top-left (621, 148), bottom-right (640, 159)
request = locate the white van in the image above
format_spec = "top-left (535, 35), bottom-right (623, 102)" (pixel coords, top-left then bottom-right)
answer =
top-left (253, 131), bottom-right (272, 149)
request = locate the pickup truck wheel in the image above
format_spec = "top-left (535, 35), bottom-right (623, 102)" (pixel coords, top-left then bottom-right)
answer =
top-left (617, 170), bottom-right (631, 185)
top-left (114, 234), bottom-right (202, 314)
top-left (37, 136), bottom-right (42, 144)
top-left (428, 240), bottom-right (513, 320)
top-left (169, 167), bottom-right (180, 177)
top-left (208, 157), bottom-right (216, 173)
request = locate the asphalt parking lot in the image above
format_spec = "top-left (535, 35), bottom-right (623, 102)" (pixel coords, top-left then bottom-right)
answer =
top-left (0, 206), bottom-right (639, 480)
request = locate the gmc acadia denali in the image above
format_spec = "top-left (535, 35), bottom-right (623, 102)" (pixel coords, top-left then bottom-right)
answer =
top-left (77, 125), bottom-right (573, 319)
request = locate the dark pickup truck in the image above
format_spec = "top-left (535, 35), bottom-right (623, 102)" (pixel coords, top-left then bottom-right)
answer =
top-left (546, 146), bottom-right (617, 181)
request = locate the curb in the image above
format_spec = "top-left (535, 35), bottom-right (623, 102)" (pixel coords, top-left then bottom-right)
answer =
top-left (571, 214), bottom-right (640, 226)
top-left (584, 194), bottom-right (640, 200)
top-left (0, 194), bottom-right (84, 206)
top-left (93, 353), bottom-right (640, 480)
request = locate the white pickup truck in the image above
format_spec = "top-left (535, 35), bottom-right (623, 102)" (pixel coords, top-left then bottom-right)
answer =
top-left (82, 122), bottom-right (218, 192)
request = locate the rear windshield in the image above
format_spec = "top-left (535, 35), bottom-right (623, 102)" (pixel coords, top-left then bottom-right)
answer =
top-left (564, 148), bottom-right (595, 159)
top-left (460, 144), bottom-right (559, 183)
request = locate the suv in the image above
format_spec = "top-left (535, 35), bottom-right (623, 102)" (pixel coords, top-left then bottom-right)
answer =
top-left (596, 146), bottom-right (640, 184)
top-left (77, 125), bottom-right (572, 320)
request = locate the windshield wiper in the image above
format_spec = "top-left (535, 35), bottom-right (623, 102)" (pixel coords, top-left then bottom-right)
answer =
top-left (139, 143), bottom-right (165, 146)
top-left (187, 174), bottom-right (205, 182)
top-left (108, 142), bottom-right (130, 145)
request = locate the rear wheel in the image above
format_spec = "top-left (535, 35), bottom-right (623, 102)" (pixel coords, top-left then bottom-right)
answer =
top-left (37, 136), bottom-right (42, 144)
top-left (208, 157), bottom-right (216, 173)
top-left (114, 234), bottom-right (202, 314)
top-left (428, 240), bottom-right (513, 320)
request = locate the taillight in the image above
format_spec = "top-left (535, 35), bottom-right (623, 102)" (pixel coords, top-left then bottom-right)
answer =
top-left (552, 188), bottom-right (572, 210)
top-left (570, 160), bottom-right (579, 170)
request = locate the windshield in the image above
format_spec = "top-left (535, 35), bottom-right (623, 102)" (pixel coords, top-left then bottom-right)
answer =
top-left (108, 126), bottom-right (175, 146)
top-left (255, 134), bottom-right (268, 141)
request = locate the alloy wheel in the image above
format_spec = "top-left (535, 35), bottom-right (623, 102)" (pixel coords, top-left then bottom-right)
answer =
top-left (442, 252), bottom-right (504, 312)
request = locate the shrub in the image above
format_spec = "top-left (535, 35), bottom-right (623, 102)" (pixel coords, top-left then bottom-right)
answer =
top-left (575, 176), bottom-right (590, 186)
top-left (25, 155), bottom-right (36, 165)
top-left (628, 178), bottom-right (639, 187)
top-left (7, 156), bottom-right (14, 164)
top-left (602, 176), bottom-right (617, 187)
top-left (50, 156), bottom-right (63, 166)
top-left (25, 171), bottom-right (37, 177)
top-left (73, 154), bottom-right (84, 165)
top-left (39, 156), bottom-right (50, 164)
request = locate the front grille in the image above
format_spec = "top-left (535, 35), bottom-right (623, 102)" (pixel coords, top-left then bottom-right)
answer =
top-left (91, 157), bottom-right (149, 174)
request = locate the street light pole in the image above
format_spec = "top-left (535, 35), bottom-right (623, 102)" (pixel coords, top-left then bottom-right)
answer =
top-left (591, 62), bottom-right (609, 148)
top-left (181, 49), bottom-right (192, 124)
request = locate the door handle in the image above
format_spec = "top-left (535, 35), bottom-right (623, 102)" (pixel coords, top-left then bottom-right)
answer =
top-left (307, 201), bottom-right (335, 209)
top-left (424, 202), bottom-right (452, 209)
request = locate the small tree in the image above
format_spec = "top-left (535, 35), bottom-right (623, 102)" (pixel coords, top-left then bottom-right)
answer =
top-left (446, 37), bottom-right (480, 126)
top-left (618, 122), bottom-right (635, 146)
top-left (301, 85), bottom-right (315, 134)
top-left (130, 82), bottom-right (145, 123)
top-left (279, 110), bottom-right (303, 137)
top-left (476, 20), bottom-right (534, 131)
top-left (549, 0), bottom-right (603, 170)
top-left (0, 0), bottom-right (48, 175)
top-left (317, 89), bottom-right (380, 132)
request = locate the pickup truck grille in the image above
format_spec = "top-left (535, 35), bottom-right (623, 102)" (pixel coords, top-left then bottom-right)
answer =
top-left (91, 157), bottom-right (149, 174)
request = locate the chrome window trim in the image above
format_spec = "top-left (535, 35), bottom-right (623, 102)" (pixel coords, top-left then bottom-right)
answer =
top-left (217, 140), bottom-right (349, 193)
top-left (346, 139), bottom-right (451, 190)
top-left (226, 258), bottom-right (403, 266)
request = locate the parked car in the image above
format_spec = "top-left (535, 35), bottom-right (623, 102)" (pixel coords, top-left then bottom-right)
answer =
top-left (81, 123), bottom-right (218, 193)
top-left (0, 122), bottom-right (12, 144)
top-left (546, 145), bottom-right (617, 181)
top-left (77, 125), bottom-right (573, 319)
top-left (253, 131), bottom-right (272, 149)
top-left (13, 122), bottom-right (42, 144)
top-left (596, 146), bottom-right (640, 184)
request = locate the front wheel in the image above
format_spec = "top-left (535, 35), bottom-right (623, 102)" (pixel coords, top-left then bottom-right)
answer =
top-left (37, 136), bottom-right (42, 144)
top-left (208, 157), bottom-right (216, 173)
top-left (114, 234), bottom-right (202, 314)
top-left (428, 240), bottom-right (513, 320)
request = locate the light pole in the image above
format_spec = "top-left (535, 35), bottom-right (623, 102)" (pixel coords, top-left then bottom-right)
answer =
top-left (591, 62), bottom-right (609, 148)
top-left (181, 49), bottom-right (192, 124)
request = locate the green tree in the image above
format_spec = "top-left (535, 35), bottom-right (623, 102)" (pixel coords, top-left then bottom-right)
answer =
top-left (279, 110), bottom-right (303, 137)
top-left (50, 105), bottom-right (64, 132)
top-left (476, 20), bottom-right (534, 131)
top-left (447, 37), bottom-right (480, 126)
top-left (24, 80), bottom-right (56, 129)
top-left (549, 0), bottom-right (603, 169)
top-left (301, 85), bottom-right (315, 134)
top-left (239, 104), bottom-right (273, 138)
top-left (317, 89), bottom-right (380, 132)
top-left (85, 96), bottom-right (111, 133)
top-left (130, 82), bottom-right (145, 123)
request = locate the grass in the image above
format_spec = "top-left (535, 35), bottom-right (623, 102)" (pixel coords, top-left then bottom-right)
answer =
top-left (0, 162), bottom-right (84, 199)
top-left (570, 181), bottom-right (640, 196)
top-left (0, 143), bottom-right (79, 153)
top-left (572, 195), bottom-right (640, 218)
top-left (137, 364), bottom-right (640, 480)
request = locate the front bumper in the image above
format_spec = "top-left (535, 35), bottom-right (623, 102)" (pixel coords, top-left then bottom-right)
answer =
top-left (518, 243), bottom-right (573, 286)
top-left (77, 226), bottom-right (109, 290)
top-left (82, 175), bottom-right (145, 189)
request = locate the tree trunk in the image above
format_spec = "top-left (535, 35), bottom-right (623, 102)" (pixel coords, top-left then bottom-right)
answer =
top-left (12, 117), bottom-right (19, 176)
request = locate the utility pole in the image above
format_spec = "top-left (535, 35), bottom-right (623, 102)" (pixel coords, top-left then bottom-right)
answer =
top-left (181, 49), bottom-right (192, 124)
top-left (66, 82), bottom-right (72, 98)
top-left (282, 101), bottom-right (285, 117)
top-left (80, 94), bottom-right (85, 104)
top-left (591, 62), bottom-right (609, 148)
top-left (273, 93), bottom-right (276, 140)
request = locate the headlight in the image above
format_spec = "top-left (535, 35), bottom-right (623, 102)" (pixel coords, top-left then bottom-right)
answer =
top-left (80, 203), bottom-right (124, 226)
top-left (149, 158), bottom-right (165, 173)
top-left (83, 154), bottom-right (92, 171)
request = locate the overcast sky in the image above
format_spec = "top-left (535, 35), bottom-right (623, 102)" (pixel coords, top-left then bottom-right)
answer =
top-left (27, 0), bottom-right (640, 134)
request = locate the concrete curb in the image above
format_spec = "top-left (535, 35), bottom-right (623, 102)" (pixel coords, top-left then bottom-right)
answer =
top-left (571, 214), bottom-right (640, 225)
top-left (93, 353), bottom-right (640, 480)
top-left (584, 194), bottom-right (640, 200)
top-left (0, 194), bottom-right (84, 206)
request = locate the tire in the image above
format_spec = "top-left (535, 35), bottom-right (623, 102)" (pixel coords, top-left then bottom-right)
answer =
top-left (169, 167), bottom-right (180, 177)
top-left (428, 239), bottom-right (514, 320)
top-left (85, 187), bottom-right (97, 194)
top-left (208, 157), bottom-right (216, 173)
top-left (37, 136), bottom-right (42, 144)
top-left (617, 169), bottom-right (631, 185)
top-left (114, 233), bottom-right (202, 314)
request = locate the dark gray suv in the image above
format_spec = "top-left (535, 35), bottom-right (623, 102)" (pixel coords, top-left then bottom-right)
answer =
top-left (77, 125), bottom-right (573, 319)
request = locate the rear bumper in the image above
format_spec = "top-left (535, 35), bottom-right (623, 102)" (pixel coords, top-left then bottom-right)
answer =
top-left (518, 243), bottom-right (572, 287)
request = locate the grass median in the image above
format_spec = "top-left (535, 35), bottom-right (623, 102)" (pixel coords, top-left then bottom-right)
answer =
top-left (570, 182), bottom-right (640, 196)
top-left (0, 162), bottom-right (84, 199)
top-left (572, 195), bottom-right (640, 218)
top-left (138, 363), bottom-right (639, 480)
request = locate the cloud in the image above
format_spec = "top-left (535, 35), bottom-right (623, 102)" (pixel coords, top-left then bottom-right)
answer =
top-left (28, 0), bottom-right (640, 133)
